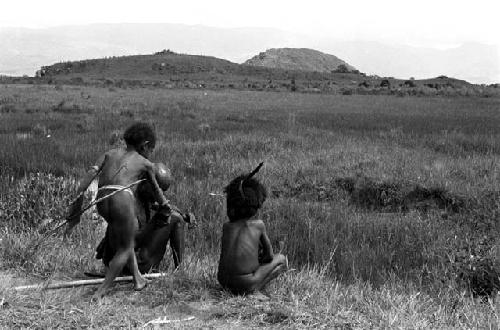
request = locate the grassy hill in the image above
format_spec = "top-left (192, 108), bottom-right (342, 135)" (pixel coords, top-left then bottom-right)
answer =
top-left (3, 49), bottom-right (495, 97)
top-left (38, 50), bottom-right (353, 81)
top-left (32, 50), bottom-right (370, 93)
top-left (244, 48), bottom-right (356, 73)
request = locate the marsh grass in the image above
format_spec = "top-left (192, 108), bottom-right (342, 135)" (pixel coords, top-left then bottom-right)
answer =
top-left (1, 84), bottom-right (500, 327)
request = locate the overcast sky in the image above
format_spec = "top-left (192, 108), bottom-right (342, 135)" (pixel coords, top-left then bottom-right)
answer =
top-left (1, 0), bottom-right (499, 49)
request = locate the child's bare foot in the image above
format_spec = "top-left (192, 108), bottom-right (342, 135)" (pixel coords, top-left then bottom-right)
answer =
top-left (91, 288), bottom-right (108, 301)
top-left (134, 276), bottom-right (150, 291)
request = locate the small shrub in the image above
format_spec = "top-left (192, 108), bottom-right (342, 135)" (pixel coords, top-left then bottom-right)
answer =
top-left (52, 101), bottom-right (93, 114)
top-left (333, 64), bottom-right (350, 73)
top-left (70, 77), bottom-right (84, 84)
top-left (0, 104), bottom-right (17, 113)
top-left (120, 110), bottom-right (134, 118)
top-left (404, 80), bottom-right (416, 88)
top-left (451, 238), bottom-right (500, 299)
top-left (340, 88), bottom-right (353, 95)
top-left (32, 123), bottom-right (50, 137)
top-left (380, 79), bottom-right (391, 88)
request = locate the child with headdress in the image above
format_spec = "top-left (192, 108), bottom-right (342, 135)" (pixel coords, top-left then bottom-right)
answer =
top-left (217, 163), bottom-right (288, 295)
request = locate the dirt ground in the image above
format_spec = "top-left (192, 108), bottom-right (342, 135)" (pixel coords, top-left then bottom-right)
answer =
top-left (0, 270), bottom-right (359, 329)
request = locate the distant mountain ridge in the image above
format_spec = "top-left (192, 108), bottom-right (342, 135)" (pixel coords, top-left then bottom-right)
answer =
top-left (0, 23), bottom-right (498, 83)
top-left (245, 48), bottom-right (356, 73)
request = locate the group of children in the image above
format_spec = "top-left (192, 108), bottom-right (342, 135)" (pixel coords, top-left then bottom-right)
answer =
top-left (65, 122), bottom-right (287, 298)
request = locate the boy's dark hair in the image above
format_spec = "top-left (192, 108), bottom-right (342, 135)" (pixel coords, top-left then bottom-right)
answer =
top-left (123, 122), bottom-right (156, 148)
top-left (224, 174), bottom-right (267, 221)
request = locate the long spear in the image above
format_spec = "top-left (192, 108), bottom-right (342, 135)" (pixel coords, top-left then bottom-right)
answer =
top-left (13, 272), bottom-right (167, 291)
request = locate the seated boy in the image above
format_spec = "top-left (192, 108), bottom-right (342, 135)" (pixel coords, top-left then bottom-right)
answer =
top-left (217, 168), bottom-right (288, 295)
top-left (135, 205), bottom-right (186, 272)
top-left (65, 122), bottom-right (169, 298)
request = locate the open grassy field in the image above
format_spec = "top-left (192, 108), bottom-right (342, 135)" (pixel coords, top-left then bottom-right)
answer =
top-left (1, 84), bottom-right (500, 328)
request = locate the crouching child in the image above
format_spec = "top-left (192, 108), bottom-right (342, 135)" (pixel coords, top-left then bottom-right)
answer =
top-left (217, 164), bottom-right (288, 295)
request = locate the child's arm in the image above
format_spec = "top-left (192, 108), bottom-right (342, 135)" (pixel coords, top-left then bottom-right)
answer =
top-left (64, 154), bottom-right (106, 239)
top-left (144, 160), bottom-right (169, 209)
top-left (258, 221), bottom-right (274, 264)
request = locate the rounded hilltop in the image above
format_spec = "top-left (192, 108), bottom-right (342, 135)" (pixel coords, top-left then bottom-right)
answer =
top-left (244, 48), bottom-right (357, 73)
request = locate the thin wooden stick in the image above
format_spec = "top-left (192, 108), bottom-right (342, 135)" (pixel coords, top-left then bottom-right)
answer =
top-left (14, 272), bottom-right (167, 291)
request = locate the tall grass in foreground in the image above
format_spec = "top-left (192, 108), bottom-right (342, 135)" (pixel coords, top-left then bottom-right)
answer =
top-left (1, 84), bottom-right (500, 298)
top-left (1, 246), bottom-right (499, 328)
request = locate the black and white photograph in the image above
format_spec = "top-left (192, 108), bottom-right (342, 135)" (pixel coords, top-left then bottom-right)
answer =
top-left (0, 0), bottom-right (499, 328)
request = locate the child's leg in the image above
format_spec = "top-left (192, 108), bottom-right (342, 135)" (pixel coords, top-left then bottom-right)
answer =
top-left (94, 193), bottom-right (147, 297)
top-left (136, 213), bottom-right (173, 273)
top-left (96, 223), bottom-right (147, 296)
top-left (95, 235), bottom-right (133, 297)
top-left (136, 211), bottom-right (184, 272)
top-left (252, 253), bottom-right (287, 292)
top-left (220, 254), bottom-right (287, 295)
top-left (168, 213), bottom-right (185, 269)
top-left (127, 249), bottom-right (148, 290)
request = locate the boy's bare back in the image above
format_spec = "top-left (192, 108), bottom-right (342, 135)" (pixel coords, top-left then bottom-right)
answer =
top-left (219, 219), bottom-right (269, 275)
top-left (98, 148), bottom-right (153, 189)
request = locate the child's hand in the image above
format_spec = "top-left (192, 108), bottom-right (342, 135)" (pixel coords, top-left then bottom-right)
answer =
top-left (158, 202), bottom-right (171, 213)
top-left (64, 197), bottom-right (83, 240)
top-left (184, 212), bottom-right (197, 229)
top-left (63, 214), bottom-right (81, 241)
top-left (66, 197), bottom-right (84, 220)
top-left (260, 254), bottom-right (273, 264)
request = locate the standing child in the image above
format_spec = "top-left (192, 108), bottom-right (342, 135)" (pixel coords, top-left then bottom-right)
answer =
top-left (65, 122), bottom-right (169, 298)
top-left (217, 164), bottom-right (288, 295)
